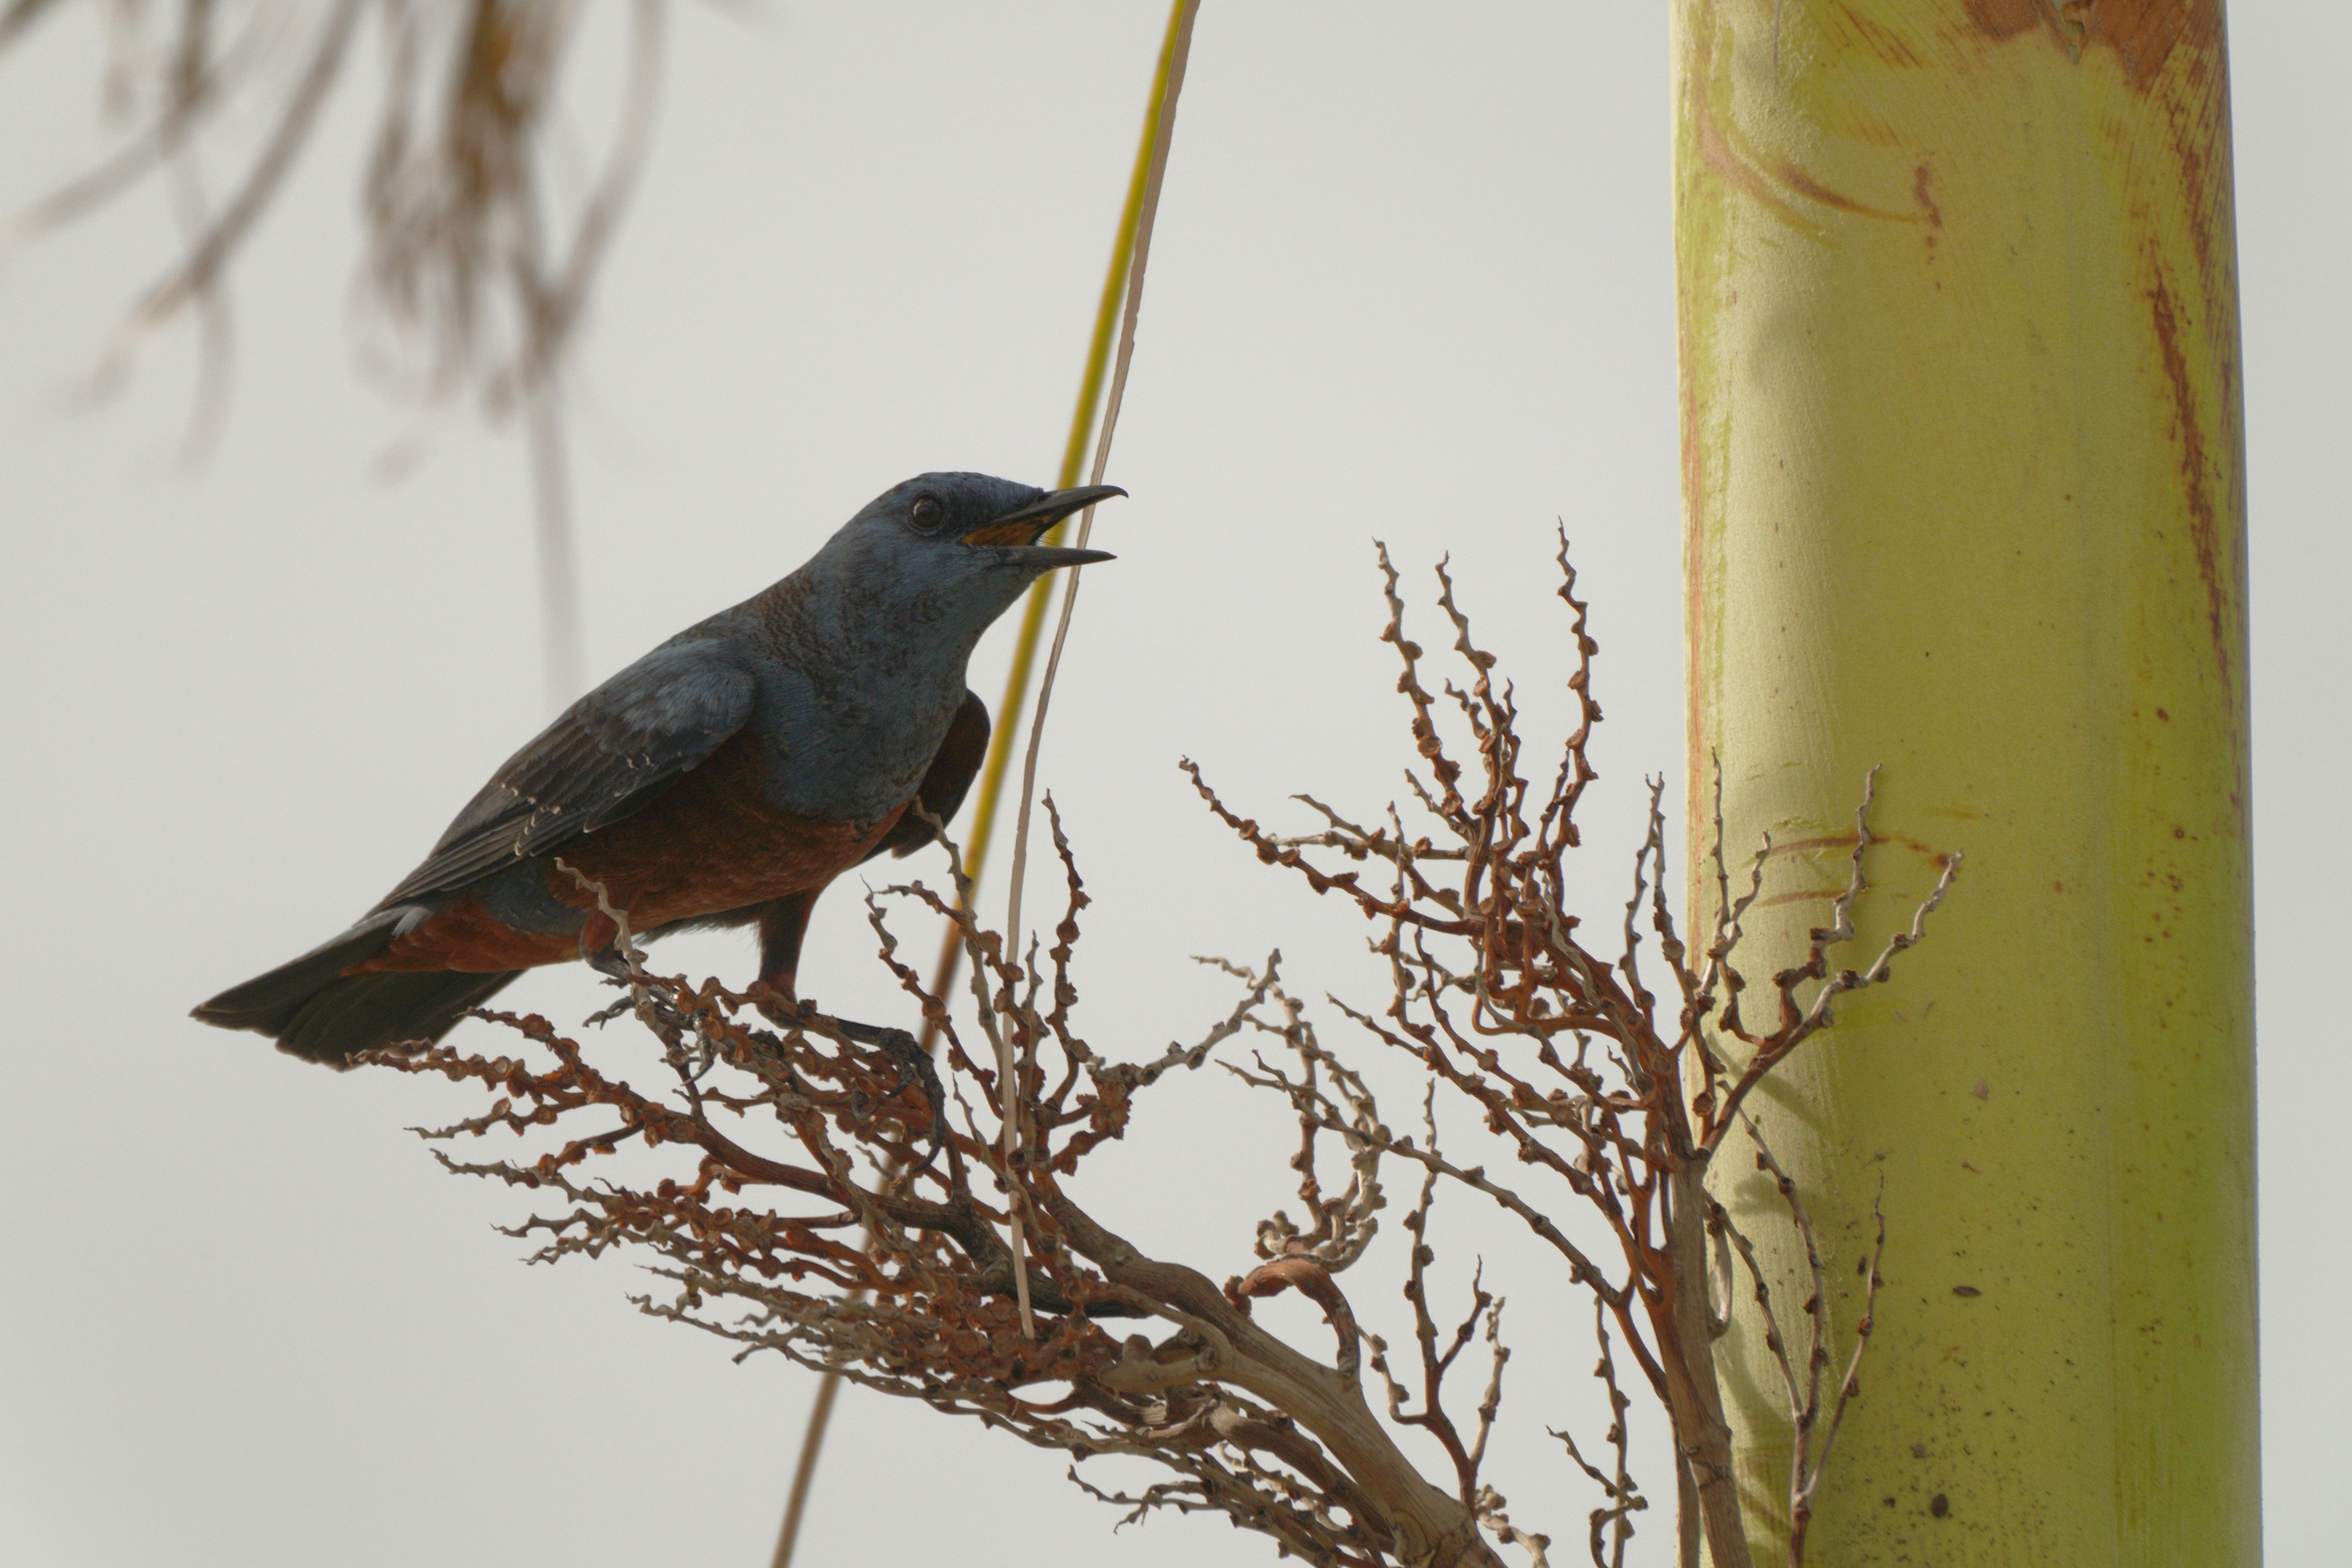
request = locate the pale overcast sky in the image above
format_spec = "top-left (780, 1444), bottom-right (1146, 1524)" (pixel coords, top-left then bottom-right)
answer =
top-left (1, 5), bottom-right (2342, 1566)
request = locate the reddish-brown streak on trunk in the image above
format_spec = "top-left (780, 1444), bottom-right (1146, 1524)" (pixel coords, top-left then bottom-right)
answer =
top-left (1964, 0), bottom-right (2228, 97)
top-left (1751, 888), bottom-right (1852, 910)
top-left (1762, 831), bottom-right (1950, 864)
top-left (2080, 0), bottom-right (2226, 94)
top-left (1773, 158), bottom-right (1927, 224)
top-left (1913, 162), bottom-right (1943, 230)
top-left (2144, 258), bottom-right (2233, 703)
top-left (1954, 3), bottom-right (2241, 706)
top-left (1830, 4), bottom-right (1930, 68)
top-left (1961, 0), bottom-right (2048, 43)
top-left (1685, 13), bottom-right (1920, 230)
top-left (2147, 26), bottom-right (2237, 410)
top-left (1956, 0), bottom-right (2230, 301)
top-left (1684, 30), bottom-right (1811, 232)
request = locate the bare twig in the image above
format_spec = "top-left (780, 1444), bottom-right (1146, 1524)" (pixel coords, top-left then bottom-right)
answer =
top-left (1196, 541), bottom-right (1958, 1564)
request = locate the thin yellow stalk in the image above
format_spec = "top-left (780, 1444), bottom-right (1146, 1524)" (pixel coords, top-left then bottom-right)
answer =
top-left (949, 0), bottom-right (1196, 908)
top-left (769, 6), bottom-right (1198, 1560)
top-left (998, 0), bottom-right (1200, 1340)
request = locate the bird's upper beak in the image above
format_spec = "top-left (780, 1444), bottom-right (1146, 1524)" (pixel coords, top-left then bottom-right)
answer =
top-left (962, 484), bottom-right (1126, 568)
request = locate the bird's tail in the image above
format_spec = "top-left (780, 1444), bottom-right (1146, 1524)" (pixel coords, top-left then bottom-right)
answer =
top-left (192, 911), bottom-right (521, 1068)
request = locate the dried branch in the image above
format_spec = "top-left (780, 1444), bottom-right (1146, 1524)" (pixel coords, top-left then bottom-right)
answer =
top-left (1476, 1486), bottom-right (1554, 1568)
top-left (357, 810), bottom-right (1514, 1566)
top-left (1545, 1300), bottom-right (1646, 1568)
top-left (1361, 1110), bottom-right (1491, 1506)
top-left (1216, 959), bottom-right (1387, 1272)
top-left (1196, 540), bottom-right (1961, 1566)
top-left (1736, 1117), bottom-right (1887, 1565)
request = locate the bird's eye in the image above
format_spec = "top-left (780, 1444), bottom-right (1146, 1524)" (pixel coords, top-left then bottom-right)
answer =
top-left (910, 497), bottom-right (944, 529)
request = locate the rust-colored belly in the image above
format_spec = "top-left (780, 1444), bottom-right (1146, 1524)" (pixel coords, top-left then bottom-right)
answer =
top-left (353, 734), bottom-right (899, 975)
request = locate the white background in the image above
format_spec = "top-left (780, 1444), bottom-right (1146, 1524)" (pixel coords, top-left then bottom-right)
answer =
top-left (0, 4), bottom-right (2340, 1565)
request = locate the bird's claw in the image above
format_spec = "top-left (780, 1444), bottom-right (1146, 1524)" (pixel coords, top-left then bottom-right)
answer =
top-left (582, 940), bottom-right (638, 983)
top-left (831, 1016), bottom-right (949, 1174)
top-left (766, 1001), bottom-right (947, 1173)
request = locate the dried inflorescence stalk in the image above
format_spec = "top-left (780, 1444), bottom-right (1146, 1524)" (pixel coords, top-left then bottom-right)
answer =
top-left (368, 797), bottom-right (1520, 1568)
top-left (1188, 535), bottom-right (1956, 1568)
top-left (342, 538), bottom-right (1947, 1568)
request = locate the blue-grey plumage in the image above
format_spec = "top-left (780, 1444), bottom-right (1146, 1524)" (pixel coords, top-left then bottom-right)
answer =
top-left (193, 473), bottom-right (1123, 1065)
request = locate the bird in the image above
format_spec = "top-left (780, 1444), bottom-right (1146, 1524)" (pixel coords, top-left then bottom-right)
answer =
top-left (194, 472), bottom-right (1123, 1067)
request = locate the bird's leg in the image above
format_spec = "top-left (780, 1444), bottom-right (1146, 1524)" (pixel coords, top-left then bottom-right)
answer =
top-left (745, 889), bottom-right (821, 1027)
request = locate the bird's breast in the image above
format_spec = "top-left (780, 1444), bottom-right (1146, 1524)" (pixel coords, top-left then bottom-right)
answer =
top-left (750, 660), bottom-right (965, 823)
top-left (347, 733), bottom-right (902, 976)
top-left (553, 731), bottom-right (901, 925)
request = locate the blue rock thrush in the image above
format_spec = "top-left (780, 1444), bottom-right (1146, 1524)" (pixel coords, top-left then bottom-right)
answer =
top-left (194, 472), bottom-right (1123, 1066)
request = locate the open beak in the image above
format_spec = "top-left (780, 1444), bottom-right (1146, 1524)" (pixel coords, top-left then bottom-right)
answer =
top-left (962, 484), bottom-right (1126, 568)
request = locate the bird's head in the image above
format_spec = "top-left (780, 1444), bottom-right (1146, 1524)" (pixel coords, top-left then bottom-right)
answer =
top-left (815, 472), bottom-right (1125, 644)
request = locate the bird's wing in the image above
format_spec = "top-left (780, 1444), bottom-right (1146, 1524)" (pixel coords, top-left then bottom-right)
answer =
top-left (377, 639), bottom-right (760, 907)
top-left (865, 688), bottom-right (990, 862)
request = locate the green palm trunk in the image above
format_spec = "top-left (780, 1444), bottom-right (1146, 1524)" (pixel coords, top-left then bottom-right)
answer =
top-left (1672, 4), bottom-right (2256, 1563)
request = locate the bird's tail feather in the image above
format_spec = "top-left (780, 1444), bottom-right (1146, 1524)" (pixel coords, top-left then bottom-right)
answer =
top-left (193, 913), bottom-right (521, 1068)
top-left (269, 968), bottom-right (521, 1067)
top-left (194, 911), bottom-right (407, 1034)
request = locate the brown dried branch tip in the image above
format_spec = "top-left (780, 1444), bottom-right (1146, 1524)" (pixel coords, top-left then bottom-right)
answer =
top-left (1189, 535), bottom-right (1958, 1568)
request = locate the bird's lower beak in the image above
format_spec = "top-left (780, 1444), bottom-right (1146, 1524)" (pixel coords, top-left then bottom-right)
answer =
top-left (960, 484), bottom-right (1127, 553)
top-left (993, 543), bottom-right (1117, 570)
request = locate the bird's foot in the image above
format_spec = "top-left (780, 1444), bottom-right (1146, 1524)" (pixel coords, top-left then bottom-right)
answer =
top-left (578, 943), bottom-right (648, 1027)
top-left (735, 986), bottom-right (943, 1169)
top-left (813, 1011), bottom-right (949, 1174)
top-left (582, 939), bottom-right (639, 984)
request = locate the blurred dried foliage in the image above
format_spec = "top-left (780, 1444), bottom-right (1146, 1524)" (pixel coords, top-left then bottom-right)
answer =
top-left (2, 0), bottom-right (665, 700)
top-left (2, 0), bottom-right (662, 418)
top-left (361, 543), bottom-right (1954, 1568)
